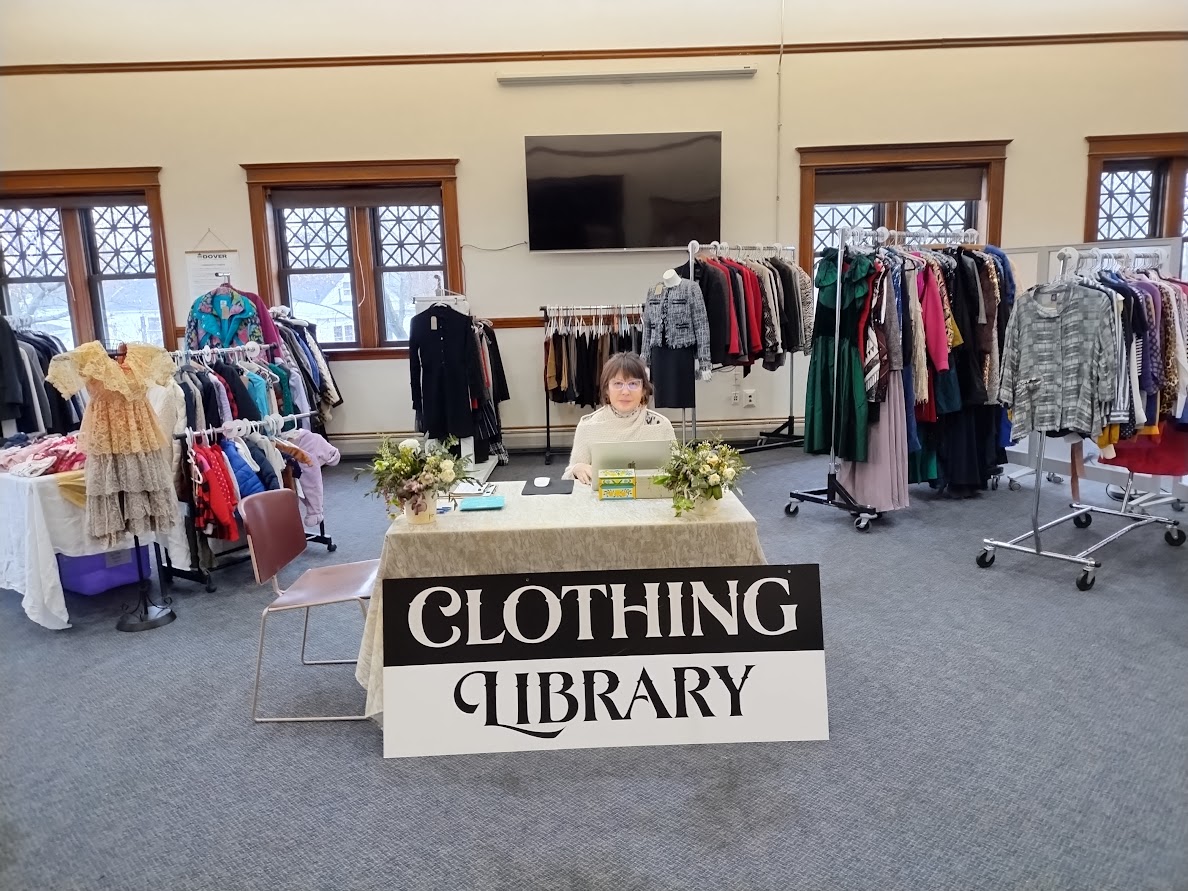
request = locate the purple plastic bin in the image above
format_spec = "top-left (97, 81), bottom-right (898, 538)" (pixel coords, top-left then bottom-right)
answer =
top-left (57, 546), bottom-right (151, 596)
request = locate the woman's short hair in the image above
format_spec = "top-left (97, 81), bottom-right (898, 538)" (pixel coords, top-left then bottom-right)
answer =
top-left (600, 352), bottom-right (653, 406)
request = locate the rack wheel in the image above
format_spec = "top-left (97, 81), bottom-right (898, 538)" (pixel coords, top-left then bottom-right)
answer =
top-left (205, 581), bottom-right (216, 593)
top-left (784, 503), bottom-right (799, 517)
top-left (757, 437), bottom-right (767, 446)
top-left (1172, 500), bottom-right (1185, 513)
top-left (1008, 479), bottom-right (1022, 492)
top-left (327, 542), bottom-right (338, 552)
top-left (1047, 472), bottom-right (1064, 484)
top-left (854, 516), bottom-right (871, 532)
top-left (1073, 513), bottom-right (1093, 529)
top-left (1076, 570), bottom-right (1096, 592)
top-left (976, 550), bottom-right (995, 568)
top-left (1165, 528), bottom-right (1186, 547)
top-left (991, 476), bottom-right (999, 491)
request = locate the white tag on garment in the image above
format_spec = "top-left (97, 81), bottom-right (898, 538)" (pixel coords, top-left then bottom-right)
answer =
top-left (431, 316), bottom-right (438, 330)
top-left (295, 479), bottom-right (305, 498)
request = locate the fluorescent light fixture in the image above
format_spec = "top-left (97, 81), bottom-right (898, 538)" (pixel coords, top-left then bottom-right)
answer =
top-left (497, 67), bottom-right (756, 87)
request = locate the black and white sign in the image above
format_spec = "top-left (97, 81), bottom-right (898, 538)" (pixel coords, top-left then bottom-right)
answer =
top-left (382, 564), bottom-right (828, 758)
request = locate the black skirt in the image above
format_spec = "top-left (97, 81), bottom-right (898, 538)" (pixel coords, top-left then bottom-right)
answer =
top-left (649, 345), bottom-right (696, 409)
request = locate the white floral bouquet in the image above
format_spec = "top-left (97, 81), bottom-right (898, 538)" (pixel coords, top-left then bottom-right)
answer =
top-left (361, 436), bottom-right (473, 519)
top-left (653, 439), bottom-right (747, 516)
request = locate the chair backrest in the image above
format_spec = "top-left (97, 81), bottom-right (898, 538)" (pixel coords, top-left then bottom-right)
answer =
top-left (239, 489), bottom-right (307, 585)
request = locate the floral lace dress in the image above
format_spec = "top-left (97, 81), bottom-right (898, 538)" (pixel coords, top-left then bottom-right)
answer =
top-left (46, 342), bottom-right (179, 548)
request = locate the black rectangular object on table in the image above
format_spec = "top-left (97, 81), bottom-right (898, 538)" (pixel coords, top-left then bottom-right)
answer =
top-left (521, 479), bottom-right (575, 496)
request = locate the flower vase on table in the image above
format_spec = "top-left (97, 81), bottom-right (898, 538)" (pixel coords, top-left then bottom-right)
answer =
top-left (403, 501), bottom-right (436, 526)
top-left (653, 439), bottom-right (747, 518)
top-left (358, 436), bottom-right (473, 525)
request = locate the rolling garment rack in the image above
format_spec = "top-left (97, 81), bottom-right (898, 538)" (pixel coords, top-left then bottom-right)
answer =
top-left (699, 241), bottom-right (806, 454)
top-left (541, 302), bottom-right (645, 464)
top-left (976, 246), bottom-right (1184, 590)
top-left (785, 225), bottom-right (983, 530)
top-left (786, 225), bottom-right (880, 530)
top-left (156, 400), bottom-right (336, 593)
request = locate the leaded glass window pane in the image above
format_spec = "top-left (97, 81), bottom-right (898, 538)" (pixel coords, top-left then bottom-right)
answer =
top-left (813, 204), bottom-right (878, 254)
top-left (90, 205), bottom-right (155, 275)
top-left (904, 200), bottom-right (973, 236)
top-left (97, 278), bottom-right (163, 348)
top-left (0, 208), bottom-right (67, 280)
top-left (376, 205), bottom-right (444, 268)
top-left (280, 207), bottom-right (351, 270)
top-left (1097, 167), bottom-right (1156, 240)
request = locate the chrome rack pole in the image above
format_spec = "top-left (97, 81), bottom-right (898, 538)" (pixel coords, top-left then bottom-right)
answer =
top-left (541, 305), bottom-right (553, 464)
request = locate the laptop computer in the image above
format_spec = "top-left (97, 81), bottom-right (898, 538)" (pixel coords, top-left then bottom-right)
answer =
top-left (589, 438), bottom-right (674, 476)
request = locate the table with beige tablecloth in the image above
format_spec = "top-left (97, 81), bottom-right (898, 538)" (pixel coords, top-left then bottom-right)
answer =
top-left (355, 481), bottom-right (766, 719)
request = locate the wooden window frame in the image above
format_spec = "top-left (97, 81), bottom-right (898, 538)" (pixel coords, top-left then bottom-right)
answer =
top-left (1084, 133), bottom-right (1188, 242)
top-left (243, 160), bottom-right (463, 361)
top-left (797, 141), bottom-right (1010, 263)
top-left (0, 167), bottom-right (176, 348)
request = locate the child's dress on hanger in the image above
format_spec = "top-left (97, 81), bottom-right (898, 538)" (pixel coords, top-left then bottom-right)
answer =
top-left (47, 342), bottom-right (179, 548)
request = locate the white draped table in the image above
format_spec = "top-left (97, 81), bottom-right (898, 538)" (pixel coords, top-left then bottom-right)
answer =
top-left (356, 481), bottom-right (767, 720)
top-left (0, 473), bottom-right (165, 630)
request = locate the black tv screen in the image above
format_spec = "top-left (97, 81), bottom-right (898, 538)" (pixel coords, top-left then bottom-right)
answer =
top-left (525, 132), bottom-right (722, 251)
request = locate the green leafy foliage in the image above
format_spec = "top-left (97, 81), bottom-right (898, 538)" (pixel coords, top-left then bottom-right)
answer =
top-left (652, 439), bottom-right (747, 517)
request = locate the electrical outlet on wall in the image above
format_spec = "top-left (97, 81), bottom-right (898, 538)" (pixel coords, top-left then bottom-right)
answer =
top-left (730, 389), bottom-right (741, 405)
top-left (743, 389), bottom-right (756, 407)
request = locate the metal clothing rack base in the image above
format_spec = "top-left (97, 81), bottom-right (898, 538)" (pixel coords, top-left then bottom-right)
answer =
top-left (155, 521), bottom-right (335, 595)
top-left (977, 437), bottom-right (1184, 590)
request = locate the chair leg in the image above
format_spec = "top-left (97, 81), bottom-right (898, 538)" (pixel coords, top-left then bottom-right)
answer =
top-left (252, 606), bottom-right (369, 724)
top-left (251, 608), bottom-right (269, 722)
top-left (300, 601), bottom-right (363, 666)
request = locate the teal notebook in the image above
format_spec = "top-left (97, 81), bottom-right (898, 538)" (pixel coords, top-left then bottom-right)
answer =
top-left (458, 495), bottom-right (505, 511)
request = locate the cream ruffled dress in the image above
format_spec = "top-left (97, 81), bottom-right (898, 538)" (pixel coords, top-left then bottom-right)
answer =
top-left (47, 342), bottom-right (179, 548)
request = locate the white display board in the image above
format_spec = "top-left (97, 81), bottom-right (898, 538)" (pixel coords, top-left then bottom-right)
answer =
top-left (184, 249), bottom-right (240, 299)
top-left (382, 564), bottom-right (829, 758)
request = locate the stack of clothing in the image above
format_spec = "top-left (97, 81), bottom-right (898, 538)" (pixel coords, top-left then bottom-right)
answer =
top-left (0, 433), bottom-right (85, 477)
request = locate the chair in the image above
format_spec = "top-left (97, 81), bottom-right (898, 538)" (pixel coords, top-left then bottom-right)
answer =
top-left (240, 489), bottom-right (379, 723)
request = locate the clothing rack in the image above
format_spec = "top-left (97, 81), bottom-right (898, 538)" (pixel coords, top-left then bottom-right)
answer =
top-left (156, 409), bottom-right (335, 594)
top-left (786, 225), bottom-right (881, 529)
top-left (977, 246), bottom-right (1183, 590)
top-left (540, 302), bottom-right (644, 464)
top-left (705, 242), bottom-right (806, 454)
top-left (787, 224), bottom-right (986, 530)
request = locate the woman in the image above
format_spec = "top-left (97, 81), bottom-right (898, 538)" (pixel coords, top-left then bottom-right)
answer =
top-left (564, 352), bottom-right (676, 484)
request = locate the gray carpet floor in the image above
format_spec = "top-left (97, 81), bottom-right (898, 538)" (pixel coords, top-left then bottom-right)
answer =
top-left (1, 450), bottom-right (1185, 891)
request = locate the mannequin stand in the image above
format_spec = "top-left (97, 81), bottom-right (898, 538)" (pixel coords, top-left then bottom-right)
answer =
top-left (116, 533), bottom-right (176, 632)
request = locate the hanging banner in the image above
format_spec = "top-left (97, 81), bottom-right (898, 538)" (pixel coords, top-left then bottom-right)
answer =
top-left (382, 564), bottom-right (828, 758)
top-left (184, 249), bottom-right (239, 298)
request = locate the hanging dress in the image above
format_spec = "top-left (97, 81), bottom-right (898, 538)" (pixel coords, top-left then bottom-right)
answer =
top-left (804, 249), bottom-right (875, 462)
top-left (47, 342), bottom-right (179, 548)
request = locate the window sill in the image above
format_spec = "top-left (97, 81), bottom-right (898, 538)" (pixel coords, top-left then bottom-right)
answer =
top-left (323, 346), bottom-right (409, 361)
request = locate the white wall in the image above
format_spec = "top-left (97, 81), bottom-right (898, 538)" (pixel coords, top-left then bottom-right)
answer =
top-left (2, 7), bottom-right (1187, 447)
top-left (2, 0), bottom-right (1186, 63)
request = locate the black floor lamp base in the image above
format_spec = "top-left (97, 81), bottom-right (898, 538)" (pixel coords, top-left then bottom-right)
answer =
top-left (117, 602), bottom-right (177, 632)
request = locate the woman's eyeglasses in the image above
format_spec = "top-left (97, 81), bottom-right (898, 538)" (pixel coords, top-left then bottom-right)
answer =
top-left (609, 379), bottom-right (643, 392)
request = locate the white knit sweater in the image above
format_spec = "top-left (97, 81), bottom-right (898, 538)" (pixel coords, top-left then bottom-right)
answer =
top-left (563, 406), bottom-right (676, 479)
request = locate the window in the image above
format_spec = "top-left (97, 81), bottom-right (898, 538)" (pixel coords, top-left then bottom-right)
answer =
top-left (1085, 134), bottom-right (1188, 249)
top-left (0, 170), bottom-right (174, 350)
top-left (798, 142), bottom-right (1009, 265)
top-left (245, 160), bottom-right (462, 358)
top-left (813, 203), bottom-right (882, 255)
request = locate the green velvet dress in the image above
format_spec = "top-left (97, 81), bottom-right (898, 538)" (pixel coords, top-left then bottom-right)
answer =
top-left (803, 249), bottom-right (874, 463)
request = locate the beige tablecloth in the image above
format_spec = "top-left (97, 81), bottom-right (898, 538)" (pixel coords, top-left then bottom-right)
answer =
top-left (356, 481), bottom-right (766, 718)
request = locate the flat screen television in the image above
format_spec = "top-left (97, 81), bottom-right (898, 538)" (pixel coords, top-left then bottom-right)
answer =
top-left (525, 132), bottom-right (722, 251)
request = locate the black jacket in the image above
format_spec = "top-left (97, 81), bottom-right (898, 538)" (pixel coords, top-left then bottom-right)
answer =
top-left (0, 316), bottom-right (26, 422)
top-left (409, 306), bottom-right (484, 439)
top-left (676, 260), bottom-right (729, 365)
